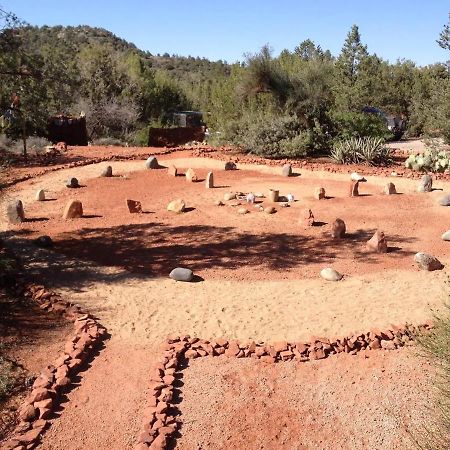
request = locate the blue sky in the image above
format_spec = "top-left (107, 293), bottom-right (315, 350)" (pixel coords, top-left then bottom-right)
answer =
top-left (3, 1), bottom-right (450, 66)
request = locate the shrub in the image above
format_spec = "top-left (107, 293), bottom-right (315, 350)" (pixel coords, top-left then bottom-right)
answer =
top-left (331, 111), bottom-right (393, 141)
top-left (93, 137), bottom-right (126, 147)
top-left (331, 136), bottom-right (393, 166)
top-left (405, 150), bottom-right (450, 173)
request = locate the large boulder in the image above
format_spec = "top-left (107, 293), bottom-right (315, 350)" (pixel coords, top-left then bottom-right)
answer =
top-left (320, 268), bottom-right (343, 281)
top-left (442, 230), bottom-right (450, 241)
top-left (438, 194), bottom-right (450, 206)
top-left (6, 200), bottom-right (25, 224)
top-left (414, 252), bottom-right (443, 271)
top-left (281, 164), bottom-right (292, 177)
top-left (101, 166), bottom-right (113, 177)
top-left (417, 174), bottom-right (432, 193)
top-left (167, 199), bottom-right (186, 213)
top-left (169, 267), bottom-right (194, 282)
top-left (205, 172), bottom-right (214, 188)
top-left (35, 189), bottom-right (46, 201)
top-left (366, 230), bottom-right (388, 253)
top-left (66, 177), bottom-right (79, 188)
top-left (145, 156), bottom-right (159, 169)
top-left (331, 218), bottom-right (346, 238)
top-left (62, 200), bottom-right (83, 219)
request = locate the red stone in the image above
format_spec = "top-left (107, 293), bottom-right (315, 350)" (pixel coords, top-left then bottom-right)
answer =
top-left (149, 434), bottom-right (166, 450)
top-left (260, 355), bottom-right (275, 363)
top-left (55, 376), bottom-right (71, 388)
top-left (34, 398), bottom-right (53, 410)
top-left (16, 427), bottom-right (42, 444)
top-left (155, 402), bottom-right (168, 414)
top-left (184, 349), bottom-right (198, 359)
top-left (39, 408), bottom-right (52, 420)
top-left (273, 341), bottom-right (288, 353)
top-left (28, 388), bottom-right (50, 404)
top-left (369, 338), bottom-right (381, 350)
top-left (18, 405), bottom-right (37, 422)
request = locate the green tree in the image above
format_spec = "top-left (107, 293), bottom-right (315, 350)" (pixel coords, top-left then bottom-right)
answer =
top-left (437, 12), bottom-right (450, 51)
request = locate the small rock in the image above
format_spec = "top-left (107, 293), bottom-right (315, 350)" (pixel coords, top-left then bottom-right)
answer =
top-left (185, 168), bottom-right (198, 182)
top-left (391, 171), bottom-right (398, 177)
top-left (442, 230), bottom-right (450, 241)
top-left (126, 199), bottom-right (142, 213)
top-left (66, 177), bottom-right (79, 188)
top-left (320, 268), bottom-right (343, 281)
top-left (438, 194), bottom-right (450, 206)
top-left (168, 165), bottom-right (178, 176)
top-left (281, 164), bottom-right (292, 177)
top-left (214, 200), bottom-right (224, 206)
top-left (314, 187), bottom-right (326, 200)
top-left (301, 209), bottom-right (314, 226)
top-left (238, 208), bottom-right (249, 215)
top-left (34, 235), bottom-right (53, 248)
top-left (417, 174), bottom-right (432, 192)
top-left (101, 166), bottom-right (113, 177)
top-left (223, 192), bottom-right (236, 201)
top-left (264, 206), bottom-right (276, 214)
top-left (6, 200), bottom-right (25, 223)
top-left (366, 230), bottom-right (388, 253)
top-left (349, 180), bottom-right (360, 197)
top-left (19, 404), bottom-right (37, 422)
top-left (145, 156), bottom-right (159, 169)
top-left (414, 252), bottom-right (443, 271)
top-left (169, 268), bottom-right (193, 282)
top-left (268, 189), bottom-right (279, 202)
top-left (205, 172), bottom-right (214, 188)
top-left (331, 218), bottom-right (346, 238)
top-left (62, 200), bottom-right (83, 219)
top-left (35, 189), bottom-right (46, 201)
top-left (351, 172), bottom-right (366, 182)
top-left (167, 199), bottom-right (186, 213)
top-left (383, 182), bottom-right (397, 195)
top-left (225, 161), bottom-right (237, 170)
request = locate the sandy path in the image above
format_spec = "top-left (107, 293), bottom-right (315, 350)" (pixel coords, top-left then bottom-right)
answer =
top-left (1, 158), bottom-right (449, 449)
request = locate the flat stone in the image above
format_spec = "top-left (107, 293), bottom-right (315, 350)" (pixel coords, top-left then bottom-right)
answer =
top-left (126, 199), bottom-right (142, 213)
top-left (66, 177), bottom-right (79, 188)
top-left (383, 182), bottom-right (397, 195)
top-left (6, 200), bottom-right (25, 223)
top-left (438, 194), bottom-right (450, 206)
top-left (62, 200), bottom-right (83, 219)
top-left (320, 268), bottom-right (343, 281)
top-left (168, 165), bottom-right (177, 176)
top-left (331, 218), bottom-right (346, 238)
top-left (16, 427), bottom-right (43, 444)
top-left (414, 252), bottom-right (444, 271)
top-left (145, 156), bottom-right (159, 169)
top-left (169, 267), bottom-right (193, 282)
top-left (418, 174), bottom-right (432, 192)
top-left (281, 164), bottom-right (292, 177)
top-left (167, 199), bottom-right (185, 213)
top-left (185, 168), bottom-right (198, 182)
top-left (35, 189), bottom-right (46, 201)
top-left (34, 235), bottom-right (53, 248)
top-left (101, 166), bottom-right (113, 177)
top-left (314, 187), bottom-right (326, 200)
top-left (225, 161), bottom-right (237, 170)
top-left (366, 230), bottom-right (388, 253)
top-left (205, 172), bottom-right (214, 188)
top-left (442, 230), bottom-right (450, 241)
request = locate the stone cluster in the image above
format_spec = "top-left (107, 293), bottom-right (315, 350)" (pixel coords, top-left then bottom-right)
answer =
top-left (2, 283), bottom-right (107, 450)
top-left (135, 323), bottom-right (432, 449)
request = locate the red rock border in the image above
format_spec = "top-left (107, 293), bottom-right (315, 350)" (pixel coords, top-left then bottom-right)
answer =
top-left (135, 322), bottom-right (433, 450)
top-left (1, 283), bottom-right (107, 450)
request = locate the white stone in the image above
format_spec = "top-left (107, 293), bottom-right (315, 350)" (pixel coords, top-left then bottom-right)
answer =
top-left (320, 268), bottom-right (343, 281)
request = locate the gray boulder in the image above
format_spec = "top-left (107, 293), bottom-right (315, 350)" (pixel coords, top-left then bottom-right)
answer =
top-left (6, 200), bottom-right (25, 223)
top-left (417, 174), bottom-right (432, 193)
top-left (145, 156), bottom-right (159, 169)
top-left (414, 252), bottom-right (444, 271)
top-left (66, 177), bottom-right (79, 188)
top-left (281, 164), bottom-right (292, 177)
top-left (169, 267), bottom-right (194, 282)
top-left (438, 194), bottom-right (450, 206)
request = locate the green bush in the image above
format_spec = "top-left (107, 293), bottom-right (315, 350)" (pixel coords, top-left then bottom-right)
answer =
top-left (93, 137), bottom-right (126, 147)
top-left (331, 111), bottom-right (393, 141)
top-left (331, 136), bottom-right (393, 166)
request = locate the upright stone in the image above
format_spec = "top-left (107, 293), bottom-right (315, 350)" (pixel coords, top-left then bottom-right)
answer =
top-left (145, 156), bottom-right (159, 169)
top-left (168, 165), bottom-right (178, 176)
top-left (438, 194), bottom-right (450, 206)
top-left (62, 200), bottom-right (83, 219)
top-left (225, 161), bottom-right (237, 171)
top-left (301, 209), bottom-right (314, 226)
top-left (314, 187), bottom-right (326, 200)
top-left (418, 174), bottom-right (432, 192)
top-left (281, 164), bottom-right (292, 177)
top-left (126, 199), bottom-right (142, 213)
top-left (349, 181), bottom-right (360, 197)
top-left (331, 218), bottom-right (346, 238)
top-left (66, 177), bottom-right (79, 188)
top-left (269, 189), bottom-right (279, 202)
top-left (6, 200), bottom-right (25, 223)
top-left (185, 168), bottom-right (198, 182)
top-left (383, 182), bottom-right (397, 195)
top-left (206, 172), bottom-right (214, 188)
top-left (35, 189), bottom-right (46, 201)
top-left (101, 166), bottom-right (113, 177)
top-left (366, 230), bottom-right (388, 253)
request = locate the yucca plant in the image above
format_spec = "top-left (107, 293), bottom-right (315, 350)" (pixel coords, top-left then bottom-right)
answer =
top-left (331, 136), bottom-right (392, 166)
